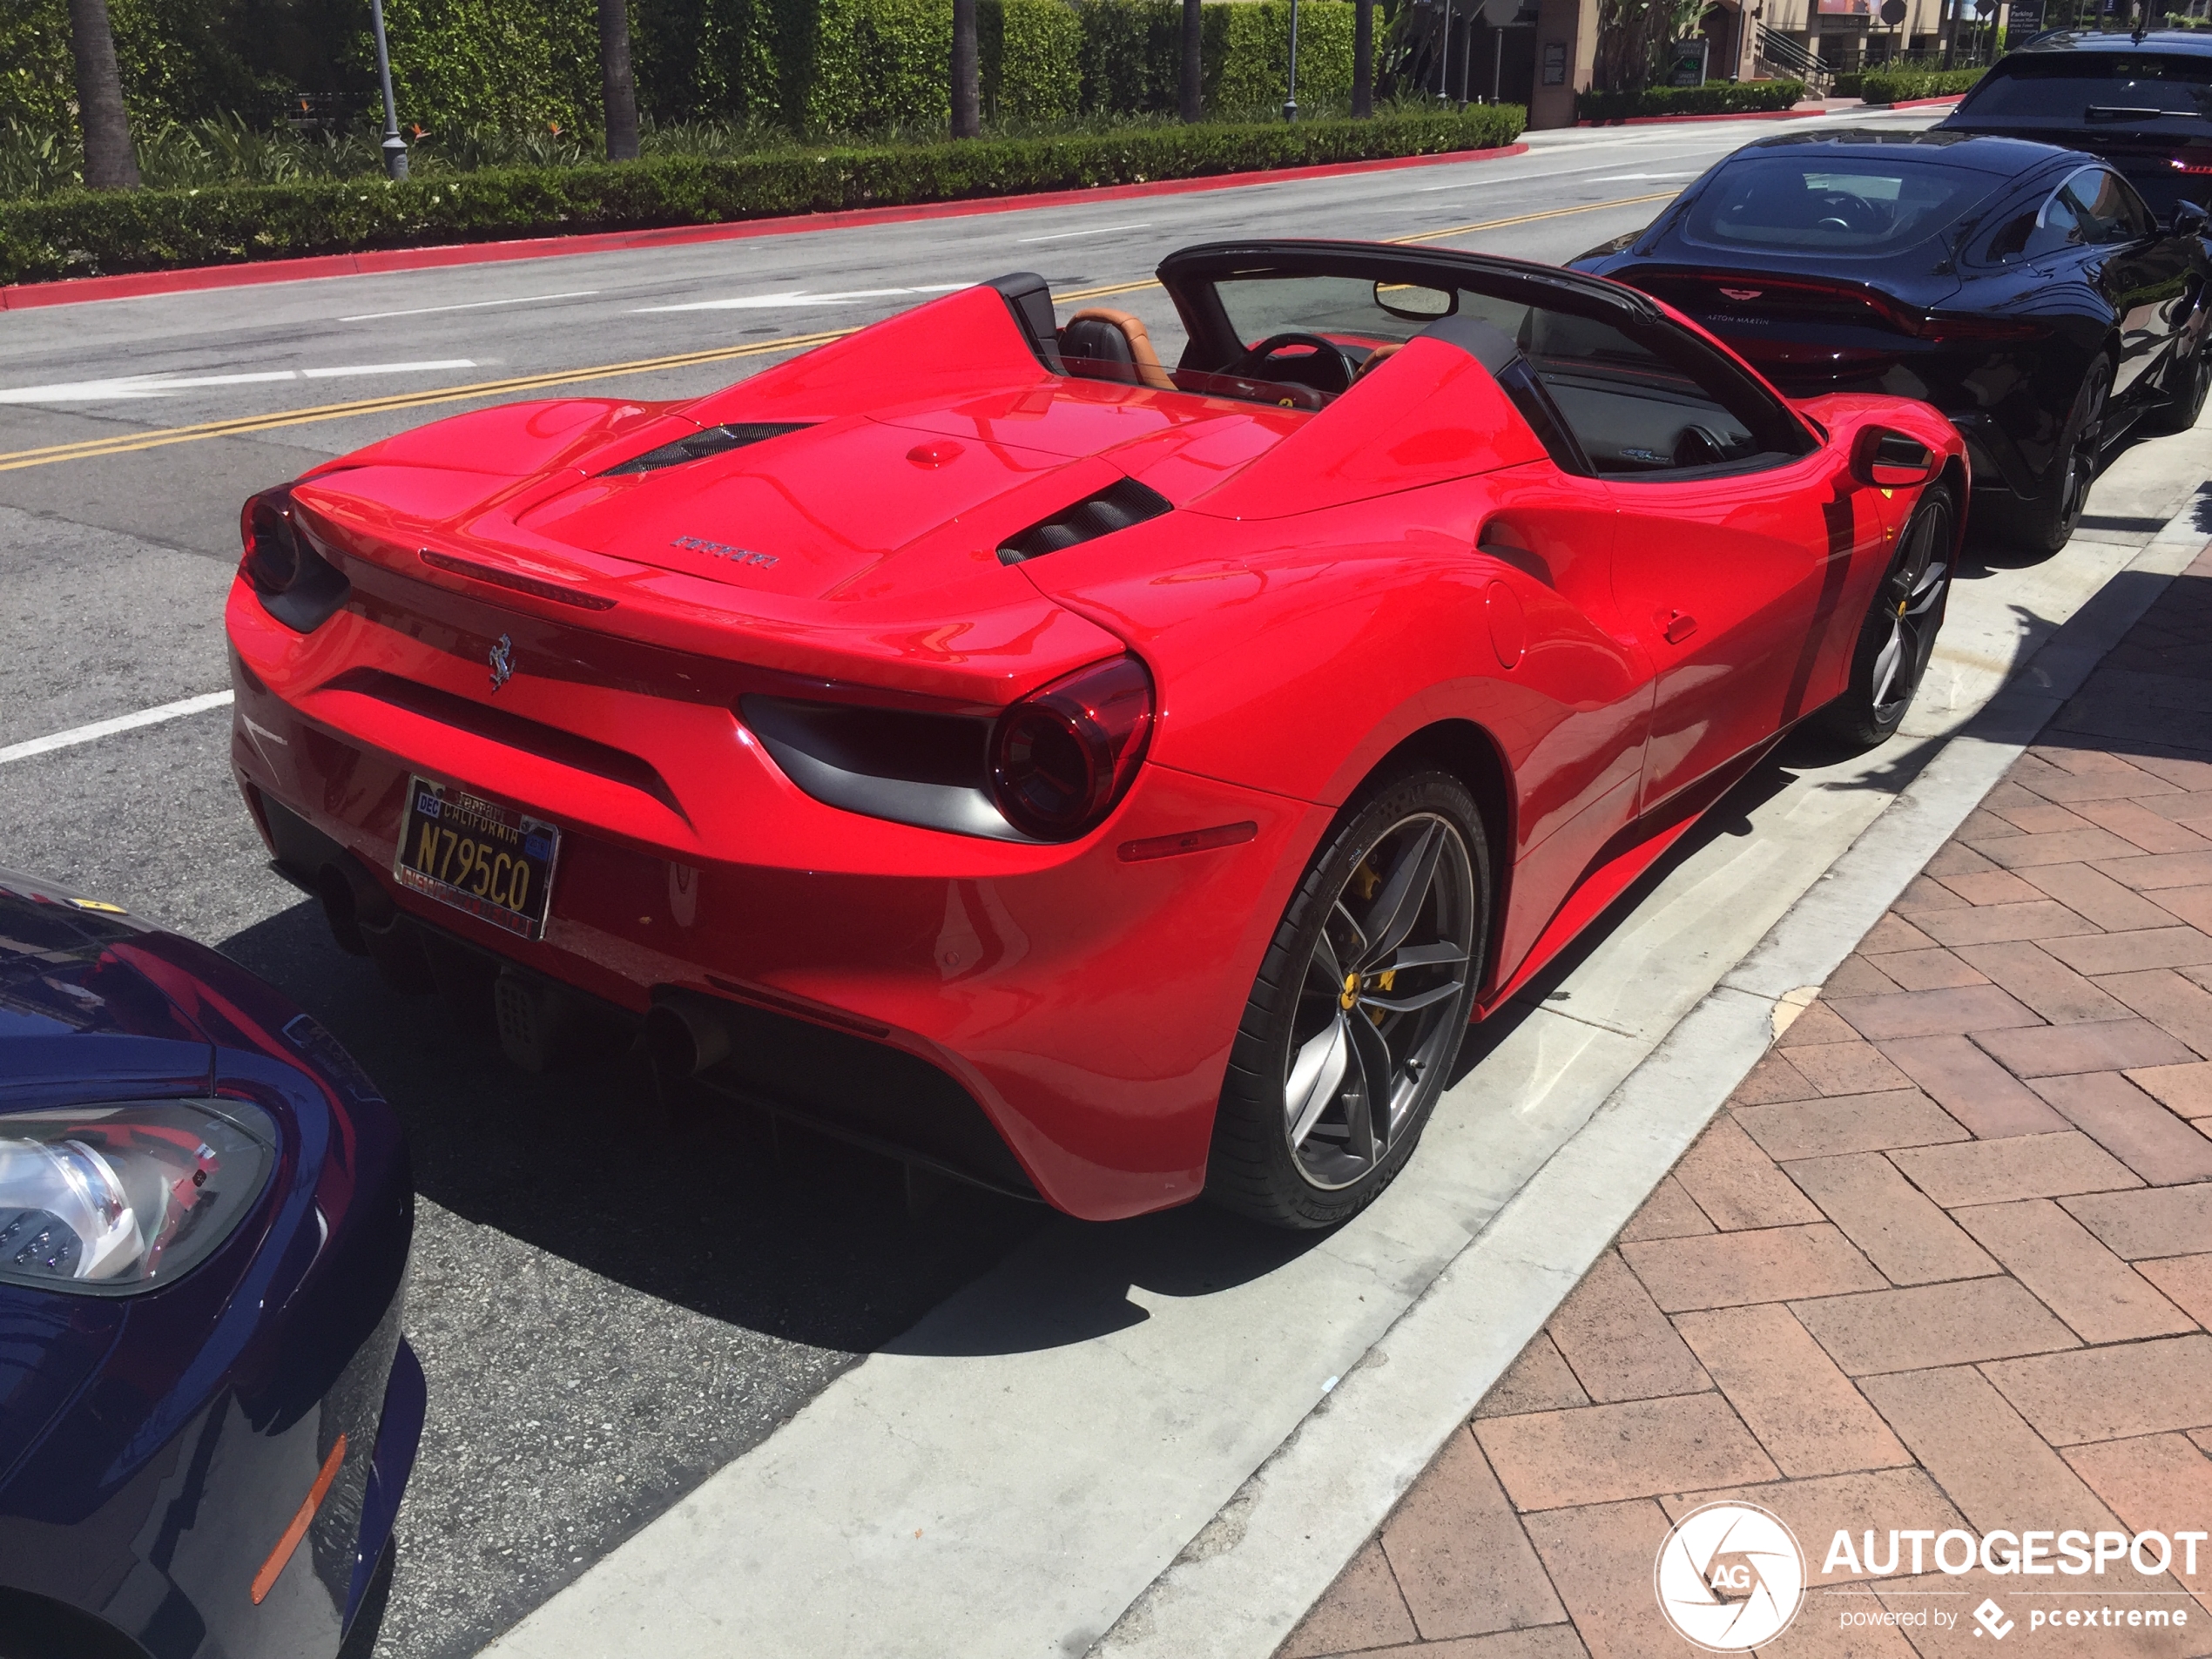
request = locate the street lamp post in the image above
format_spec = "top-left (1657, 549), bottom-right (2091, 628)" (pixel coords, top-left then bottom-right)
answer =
top-left (1438, 0), bottom-right (1453, 98)
top-left (1285, 0), bottom-right (1302, 121)
top-left (369, 0), bottom-right (408, 180)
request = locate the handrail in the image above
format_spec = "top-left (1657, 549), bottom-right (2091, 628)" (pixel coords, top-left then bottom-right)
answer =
top-left (1756, 21), bottom-right (1835, 87)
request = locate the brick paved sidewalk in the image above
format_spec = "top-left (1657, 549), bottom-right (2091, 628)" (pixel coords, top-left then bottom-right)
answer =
top-left (1278, 547), bottom-right (2212, 1659)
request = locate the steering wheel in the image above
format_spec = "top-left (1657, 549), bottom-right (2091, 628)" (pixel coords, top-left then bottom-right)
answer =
top-left (1222, 332), bottom-right (1360, 395)
top-left (1811, 192), bottom-right (1883, 235)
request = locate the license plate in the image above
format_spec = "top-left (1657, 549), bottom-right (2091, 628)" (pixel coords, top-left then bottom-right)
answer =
top-left (393, 775), bottom-right (560, 941)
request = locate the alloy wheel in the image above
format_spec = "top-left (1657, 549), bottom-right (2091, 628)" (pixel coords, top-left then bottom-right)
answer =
top-left (1870, 495), bottom-right (1952, 725)
top-left (2056, 366), bottom-right (2109, 539)
top-left (1282, 813), bottom-right (1476, 1190)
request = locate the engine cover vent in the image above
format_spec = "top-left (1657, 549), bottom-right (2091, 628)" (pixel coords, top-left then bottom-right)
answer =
top-left (996, 477), bottom-right (1171, 566)
top-left (603, 422), bottom-right (813, 475)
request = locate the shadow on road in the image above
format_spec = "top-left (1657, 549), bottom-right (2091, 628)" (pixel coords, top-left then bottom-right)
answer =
top-left (220, 902), bottom-right (1321, 1357)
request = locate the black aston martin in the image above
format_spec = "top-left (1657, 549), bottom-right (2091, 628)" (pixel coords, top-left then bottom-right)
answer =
top-left (1573, 129), bottom-right (2210, 552)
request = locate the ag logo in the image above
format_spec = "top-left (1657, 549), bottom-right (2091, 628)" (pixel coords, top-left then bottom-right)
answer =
top-left (1655, 1501), bottom-right (1805, 1651)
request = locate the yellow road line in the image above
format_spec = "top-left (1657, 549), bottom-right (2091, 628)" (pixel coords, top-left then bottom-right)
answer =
top-left (0, 189), bottom-right (1678, 474)
top-left (1390, 189), bottom-right (1678, 246)
top-left (0, 328), bottom-right (857, 471)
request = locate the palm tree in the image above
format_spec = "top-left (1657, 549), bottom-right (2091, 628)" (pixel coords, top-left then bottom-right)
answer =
top-left (953, 0), bottom-right (981, 137)
top-left (65, 0), bottom-right (137, 189)
top-left (1180, 0), bottom-right (1203, 121)
top-left (1353, 0), bottom-right (1374, 115)
top-left (600, 0), bottom-right (641, 160)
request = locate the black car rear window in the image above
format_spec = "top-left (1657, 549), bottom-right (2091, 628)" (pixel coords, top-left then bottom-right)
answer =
top-left (1959, 53), bottom-right (2212, 125)
top-left (1682, 156), bottom-right (1998, 253)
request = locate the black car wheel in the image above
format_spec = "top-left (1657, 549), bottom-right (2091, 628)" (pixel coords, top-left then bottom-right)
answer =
top-left (2148, 339), bottom-right (2210, 435)
top-left (2000, 354), bottom-right (2110, 556)
top-left (1206, 767), bottom-right (1487, 1230)
top-left (1817, 482), bottom-right (1957, 750)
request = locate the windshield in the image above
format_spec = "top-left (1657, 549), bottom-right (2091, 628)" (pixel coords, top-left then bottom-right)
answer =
top-left (1682, 156), bottom-right (1997, 253)
top-left (1959, 53), bottom-right (2212, 125)
top-left (1211, 273), bottom-right (1460, 349)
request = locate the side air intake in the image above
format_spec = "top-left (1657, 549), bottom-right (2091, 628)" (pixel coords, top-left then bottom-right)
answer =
top-left (996, 478), bottom-right (1172, 566)
top-left (603, 422), bottom-right (812, 475)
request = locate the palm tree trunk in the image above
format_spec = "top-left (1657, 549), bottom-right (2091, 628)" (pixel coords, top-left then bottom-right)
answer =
top-left (1180, 0), bottom-right (1204, 121)
top-left (1352, 0), bottom-right (1374, 115)
top-left (65, 0), bottom-right (137, 190)
top-left (600, 0), bottom-right (641, 160)
top-left (952, 0), bottom-right (981, 137)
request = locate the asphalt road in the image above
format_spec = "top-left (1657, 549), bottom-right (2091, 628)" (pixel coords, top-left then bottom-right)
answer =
top-left (0, 108), bottom-right (1949, 1659)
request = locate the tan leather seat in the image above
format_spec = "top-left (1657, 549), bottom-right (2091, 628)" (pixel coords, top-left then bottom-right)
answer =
top-left (1059, 308), bottom-right (1177, 392)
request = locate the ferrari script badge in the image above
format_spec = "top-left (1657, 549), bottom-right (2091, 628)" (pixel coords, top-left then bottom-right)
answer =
top-left (488, 633), bottom-right (515, 692)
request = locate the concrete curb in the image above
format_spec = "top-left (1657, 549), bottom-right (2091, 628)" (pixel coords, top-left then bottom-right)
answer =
top-left (0, 142), bottom-right (1529, 314)
top-left (1086, 502), bottom-right (2212, 1659)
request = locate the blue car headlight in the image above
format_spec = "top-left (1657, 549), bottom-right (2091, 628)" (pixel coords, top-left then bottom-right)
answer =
top-left (0, 1100), bottom-right (277, 1295)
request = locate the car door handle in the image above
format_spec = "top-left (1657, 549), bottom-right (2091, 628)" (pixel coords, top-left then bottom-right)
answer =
top-left (1659, 609), bottom-right (1698, 644)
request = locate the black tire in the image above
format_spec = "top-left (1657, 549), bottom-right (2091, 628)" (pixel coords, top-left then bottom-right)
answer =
top-left (2147, 337), bottom-right (2210, 435)
top-left (1205, 767), bottom-right (1488, 1230)
top-left (1817, 481), bottom-right (1958, 750)
top-left (1993, 354), bottom-right (2110, 556)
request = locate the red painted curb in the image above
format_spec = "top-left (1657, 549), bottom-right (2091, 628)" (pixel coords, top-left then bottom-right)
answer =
top-left (0, 141), bottom-right (1528, 314)
top-left (1578, 106), bottom-right (1824, 128)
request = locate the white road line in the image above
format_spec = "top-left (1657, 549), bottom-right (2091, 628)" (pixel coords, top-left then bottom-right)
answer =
top-left (0, 691), bottom-right (233, 765)
top-left (0, 360), bottom-right (476, 402)
top-left (1017, 221), bottom-right (1152, 243)
top-left (633, 283), bottom-right (967, 314)
top-left (1590, 170), bottom-right (1702, 181)
top-left (340, 291), bottom-right (599, 322)
top-left (300, 358), bottom-right (481, 378)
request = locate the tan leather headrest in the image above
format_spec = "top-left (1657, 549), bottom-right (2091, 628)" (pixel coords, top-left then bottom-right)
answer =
top-left (1068, 307), bottom-right (1176, 392)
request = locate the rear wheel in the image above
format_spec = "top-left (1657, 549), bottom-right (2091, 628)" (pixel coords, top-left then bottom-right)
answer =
top-left (1994, 354), bottom-right (2110, 556)
top-left (1817, 482), bottom-right (1956, 750)
top-left (1205, 768), bottom-right (1487, 1230)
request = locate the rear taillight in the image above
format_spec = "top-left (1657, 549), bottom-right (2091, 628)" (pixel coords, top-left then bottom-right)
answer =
top-left (2173, 145), bottom-right (2212, 176)
top-left (239, 486), bottom-right (351, 632)
top-left (241, 489), bottom-right (301, 592)
top-left (988, 657), bottom-right (1154, 841)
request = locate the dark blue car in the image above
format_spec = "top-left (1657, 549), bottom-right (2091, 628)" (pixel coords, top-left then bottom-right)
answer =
top-left (0, 869), bottom-right (419, 1659)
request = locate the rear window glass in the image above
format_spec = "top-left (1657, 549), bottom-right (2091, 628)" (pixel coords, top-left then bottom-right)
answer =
top-left (1682, 157), bottom-right (1997, 253)
top-left (1960, 54), bottom-right (2212, 124)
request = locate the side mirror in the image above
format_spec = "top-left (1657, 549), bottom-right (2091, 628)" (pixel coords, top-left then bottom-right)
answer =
top-left (1851, 428), bottom-right (1940, 489)
top-left (2174, 200), bottom-right (2209, 237)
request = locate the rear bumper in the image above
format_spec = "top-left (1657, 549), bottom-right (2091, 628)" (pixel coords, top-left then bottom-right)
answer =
top-left (227, 577), bottom-right (1325, 1220)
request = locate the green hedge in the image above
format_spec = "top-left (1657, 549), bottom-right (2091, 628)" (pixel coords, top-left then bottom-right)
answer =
top-left (0, 105), bottom-right (1524, 285)
top-left (1576, 79), bottom-right (1805, 122)
top-left (794, 0), bottom-right (1360, 132)
top-left (1856, 65), bottom-right (1985, 105)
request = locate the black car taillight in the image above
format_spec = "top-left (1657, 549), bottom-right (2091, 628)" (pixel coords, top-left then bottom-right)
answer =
top-left (239, 487), bottom-right (351, 633)
top-left (988, 657), bottom-right (1154, 841)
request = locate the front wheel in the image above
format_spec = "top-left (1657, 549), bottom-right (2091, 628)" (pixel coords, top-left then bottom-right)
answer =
top-left (1816, 482), bottom-right (1957, 751)
top-left (1205, 769), bottom-right (1488, 1230)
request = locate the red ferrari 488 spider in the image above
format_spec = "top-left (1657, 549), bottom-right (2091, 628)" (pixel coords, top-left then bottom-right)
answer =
top-left (226, 241), bottom-right (1964, 1228)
